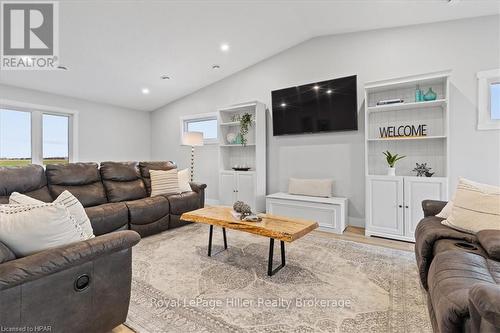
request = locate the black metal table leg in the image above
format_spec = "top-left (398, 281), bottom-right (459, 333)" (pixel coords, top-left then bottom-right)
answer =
top-left (268, 238), bottom-right (286, 276)
top-left (208, 225), bottom-right (228, 257)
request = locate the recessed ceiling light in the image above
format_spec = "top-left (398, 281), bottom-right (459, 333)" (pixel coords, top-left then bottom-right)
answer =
top-left (280, 103), bottom-right (287, 107)
top-left (220, 43), bottom-right (230, 52)
top-left (141, 88), bottom-right (150, 94)
top-left (212, 64), bottom-right (221, 70)
top-left (313, 85), bottom-right (320, 90)
top-left (160, 75), bottom-right (170, 80)
top-left (326, 89), bottom-right (332, 94)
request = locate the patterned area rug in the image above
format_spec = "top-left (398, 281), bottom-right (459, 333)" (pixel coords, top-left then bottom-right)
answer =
top-left (126, 223), bottom-right (431, 333)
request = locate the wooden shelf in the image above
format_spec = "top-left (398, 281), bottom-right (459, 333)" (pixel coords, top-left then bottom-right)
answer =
top-left (367, 99), bottom-right (446, 113)
top-left (367, 135), bottom-right (446, 142)
top-left (220, 120), bottom-right (255, 127)
top-left (220, 143), bottom-right (256, 147)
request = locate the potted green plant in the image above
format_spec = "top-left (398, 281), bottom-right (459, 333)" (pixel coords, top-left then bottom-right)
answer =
top-left (383, 151), bottom-right (406, 176)
top-left (239, 113), bottom-right (253, 146)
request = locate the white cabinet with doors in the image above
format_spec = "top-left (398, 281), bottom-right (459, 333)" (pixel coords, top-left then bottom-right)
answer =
top-left (364, 71), bottom-right (450, 242)
top-left (218, 101), bottom-right (266, 212)
top-left (366, 176), bottom-right (447, 242)
top-left (219, 170), bottom-right (256, 211)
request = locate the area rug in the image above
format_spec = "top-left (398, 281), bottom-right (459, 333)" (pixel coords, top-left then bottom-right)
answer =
top-left (126, 223), bottom-right (431, 333)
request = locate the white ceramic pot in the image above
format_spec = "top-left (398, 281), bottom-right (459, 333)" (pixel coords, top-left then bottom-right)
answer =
top-left (387, 167), bottom-right (396, 176)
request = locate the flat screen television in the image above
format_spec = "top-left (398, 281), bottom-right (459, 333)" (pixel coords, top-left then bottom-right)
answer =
top-left (271, 75), bottom-right (358, 136)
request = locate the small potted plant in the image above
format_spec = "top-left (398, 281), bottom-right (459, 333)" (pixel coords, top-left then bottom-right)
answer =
top-left (383, 151), bottom-right (406, 176)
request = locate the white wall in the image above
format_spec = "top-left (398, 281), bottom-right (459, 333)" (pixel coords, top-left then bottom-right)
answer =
top-left (151, 16), bottom-right (500, 227)
top-left (0, 84), bottom-right (151, 162)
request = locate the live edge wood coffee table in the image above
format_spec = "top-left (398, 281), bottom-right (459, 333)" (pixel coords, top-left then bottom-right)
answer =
top-left (181, 206), bottom-right (318, 276)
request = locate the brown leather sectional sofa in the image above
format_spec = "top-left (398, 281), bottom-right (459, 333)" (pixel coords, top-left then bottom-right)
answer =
top-left (0, 161), bottom-right (206, 333)
top-left (415, 200), bottom-right (500, 333)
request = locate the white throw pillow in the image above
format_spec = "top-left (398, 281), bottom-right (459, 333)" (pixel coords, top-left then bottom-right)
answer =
top-left (288, 178), bottom-right (333, 198)
top-left (178, 168), bottom-right (192, 193)
top-left (436, 200), bottom-right (454, 219)
top-left (150, 169), bottom-right (180, 196)
top-left (0, 203), bottom-right (88, 257)
top-left (441, 178), bottom-right (500, 234)
top-left (10, 191), bottom-right (95, 239)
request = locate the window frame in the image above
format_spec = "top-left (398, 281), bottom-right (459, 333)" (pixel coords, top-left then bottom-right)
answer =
top-left (477, 68), bottom-right (500, 130)
top-left (179, 112), bottom-right (218, 145)
top-left (0, 99), bottom-right (78, 165)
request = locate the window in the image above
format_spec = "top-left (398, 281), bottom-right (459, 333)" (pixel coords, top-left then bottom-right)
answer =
top-left (0, 101), bottom-right (77, 166)
top-left (490, 82), bottom-right (500, 120)
top-left (0, 109), bottom-right (31, 166)
top-left (180, 113), bottom-right (218, 144)
top-left (477, 69), bottom-right (500, 130)
top-left (43, 114), bottom-right (69, 165)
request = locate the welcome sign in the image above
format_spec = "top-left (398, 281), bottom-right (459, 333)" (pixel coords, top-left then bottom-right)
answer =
top-left (379, 124), bottom-right (428, 138)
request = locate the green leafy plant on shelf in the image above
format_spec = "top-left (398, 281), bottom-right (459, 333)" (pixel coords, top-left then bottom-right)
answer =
top-left (239, 113), bottom-right (253, 146)
top-left (383, 151), bottom-right (406, 167)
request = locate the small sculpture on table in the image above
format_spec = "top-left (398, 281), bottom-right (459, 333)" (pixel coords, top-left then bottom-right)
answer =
top-left (232, 201), bottom-right (262, 222)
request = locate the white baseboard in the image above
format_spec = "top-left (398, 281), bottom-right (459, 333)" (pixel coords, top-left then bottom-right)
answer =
top-left (205, 198), bottom-right (220, 206)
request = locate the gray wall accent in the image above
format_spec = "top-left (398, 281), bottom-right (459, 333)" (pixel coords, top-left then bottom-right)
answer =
top-left (0, 84), bottom-right (152, 162)
top-left (151, 15), bottom-right (500, 227)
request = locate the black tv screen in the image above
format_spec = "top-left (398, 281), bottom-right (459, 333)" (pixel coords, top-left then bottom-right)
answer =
top-left (272, 75), bottom-right (358, 136)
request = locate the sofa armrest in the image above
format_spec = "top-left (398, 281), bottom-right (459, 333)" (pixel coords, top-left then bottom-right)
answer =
top-left (477, 230), bottom-right (500, 260)
top-left (422, 200), bottom-right (447, 217)
top-left (0, 230), bottom-right (140, 291)
top-left (469, 283), bottom-right (500, 331)
top-left (190, 182), bottom-right (207, 207)
top-left (0, 241), bottom-right (16, 264)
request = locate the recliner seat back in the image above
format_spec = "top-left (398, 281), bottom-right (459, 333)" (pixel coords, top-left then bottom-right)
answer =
top-left (100, 162), bottom-right (147, 202)
top-left (45, 163), bottom-right (107, 207)
top-left (0, 165), bottom-right (53, 204)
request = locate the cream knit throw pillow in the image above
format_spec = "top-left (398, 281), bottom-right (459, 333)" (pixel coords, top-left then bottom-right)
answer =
top-left (442, 178), bottom-right (500, 234)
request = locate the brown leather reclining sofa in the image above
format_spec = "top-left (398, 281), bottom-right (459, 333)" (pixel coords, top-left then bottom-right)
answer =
top-left (415, 200), bottom-right (500, 333)
top-left (0, 161), bottom-right (206, 333)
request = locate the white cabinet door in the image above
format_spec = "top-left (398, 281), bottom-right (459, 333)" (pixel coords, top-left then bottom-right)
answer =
top-left (236, 172), bottom-right (256, 210)
top-left (219, 172), bottom-right (236, 206)
top-left (404, 177), bottom-right (447, 239)
top-left (367, 176), bottom-right (404, 236)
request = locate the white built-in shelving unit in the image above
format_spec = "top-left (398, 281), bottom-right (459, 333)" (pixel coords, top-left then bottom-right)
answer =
top-left (364, 71), bottom-right (451, 242)
top-left (218, 101), bottom-right (266, 212)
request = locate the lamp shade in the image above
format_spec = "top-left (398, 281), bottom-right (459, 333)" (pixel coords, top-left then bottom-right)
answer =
top-left (182, 131), bottom-right (204, 146)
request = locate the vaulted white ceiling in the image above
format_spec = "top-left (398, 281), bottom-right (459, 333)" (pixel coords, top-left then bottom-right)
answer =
top-left (1, 0), bottom-right (499, 111)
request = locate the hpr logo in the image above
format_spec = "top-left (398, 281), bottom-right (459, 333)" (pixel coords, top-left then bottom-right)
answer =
top-left (1, 1), bottom-right (59, 70)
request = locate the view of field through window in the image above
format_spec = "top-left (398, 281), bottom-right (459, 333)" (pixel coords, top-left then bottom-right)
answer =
top-left (0, 109), bottom-right (69, 166)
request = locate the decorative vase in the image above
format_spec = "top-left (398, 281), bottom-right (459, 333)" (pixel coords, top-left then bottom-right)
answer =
top-left (423, 88), bottom-right (437, 101)
top-left (226, 132), bottom-right (236, 144)
top-left (234, 134), bottom-right (242, 144)
top-left (415, 85), bottom-right (423, 102)
top-left (387, 167), bottom-right (396, 176)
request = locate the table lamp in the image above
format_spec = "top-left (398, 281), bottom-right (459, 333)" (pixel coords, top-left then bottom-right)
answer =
top-left (182, 131), bottom-right (204, 181)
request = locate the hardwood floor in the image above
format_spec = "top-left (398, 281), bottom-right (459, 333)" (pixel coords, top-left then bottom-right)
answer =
top-left (109, 225), bottom-right (413, 332)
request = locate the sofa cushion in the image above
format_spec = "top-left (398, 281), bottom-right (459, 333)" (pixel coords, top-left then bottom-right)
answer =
top-left (100, 162), bottom-right (147, 202)
top-left (0, 165), bottom-right (52, 204)
top-left (428, 251), bottom-right (500, 332)
top-left (126, 196), bottom-right (169, 225)
top-left (139, 161), bottom-right (177, 195)
top-left (165, 191), bottom-right (200, 215)
top-left (85, 202), bottom-right (128, 236)
top-left (46, 163), bottom-right (107, 207)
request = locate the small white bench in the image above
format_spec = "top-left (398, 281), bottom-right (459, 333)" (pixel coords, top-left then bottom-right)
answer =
top-left (265, 192), bottom-right (347, 234)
